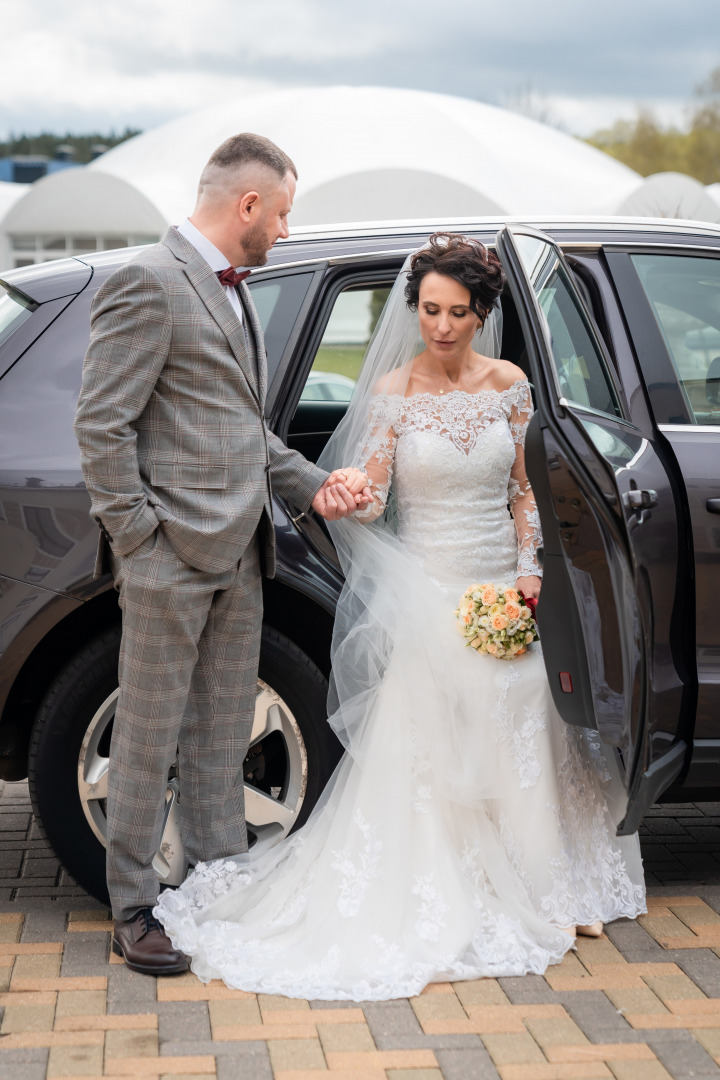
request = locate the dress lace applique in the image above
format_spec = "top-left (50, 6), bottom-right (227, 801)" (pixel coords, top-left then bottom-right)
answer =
top-left (535, 726), bottom-right (646, 927)
top-left (412, 874), bottom-right (450, 941)
top-left (359, 381), bottom-right (543, 580)
top-left (268, 867), bottom-right (316, 928)
top-left (492, 668), bottom-right (547, 789)
top-left (331, 810), bottom-right (383, 918)
top-left (373, 383), bottom-right (532, 456)
top-left (498, 813), bottom-right (535, 904)
top-left (173, 859), bottom-right (252, 912)
top-left (583, 728), bottom-right (613, 783)
top-left (460, 843), bottom-right (492, 898)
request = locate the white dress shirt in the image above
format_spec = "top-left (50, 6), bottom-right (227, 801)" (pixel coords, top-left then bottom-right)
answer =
top-left (176, 218), bottom-right (247, 324)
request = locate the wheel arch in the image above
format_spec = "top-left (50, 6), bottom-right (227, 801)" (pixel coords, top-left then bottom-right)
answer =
top-left (0, 587), bottom-right (120, 781)
top-left (262, 575), bottom-right (335, 680)
top-left (1, 574), bottom-right (337, 783)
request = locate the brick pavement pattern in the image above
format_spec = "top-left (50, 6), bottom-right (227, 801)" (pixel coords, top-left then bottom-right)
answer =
top-left (4, 781), bottom-right (720, 1079)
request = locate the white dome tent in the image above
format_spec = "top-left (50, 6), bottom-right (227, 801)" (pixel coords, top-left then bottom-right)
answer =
top-left (89, 86), bottom-right (644, 226)
top-left (616, 172), bottom-right (720, 224)
top-left (706, 183), bottom-right (720, 212)
top-left (5, 84), bottom-right (708, 271)
top-left (0, 167), bottom-right (167, 270)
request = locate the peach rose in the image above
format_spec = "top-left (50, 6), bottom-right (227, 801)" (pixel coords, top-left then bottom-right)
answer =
top-left (481, 585), bottom-right (498, 606)
top-left (504, 601), bottom-right (521, 620)
top-left (525, 631), bottom-right (535, 643)
top-left (491, 613), bottom-right (509, 631)
top-left (486, 642), bottom-right (498, 655)
top-left (504, 587), bottom-right (520, 603)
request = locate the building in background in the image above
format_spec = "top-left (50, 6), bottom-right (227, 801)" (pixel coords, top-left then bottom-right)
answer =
top-left (2, 85), bottom-right (719, 272)
top-left (0, 144), bottom-right (81, 186)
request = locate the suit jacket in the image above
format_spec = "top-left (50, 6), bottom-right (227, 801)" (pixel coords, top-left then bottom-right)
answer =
top-left (74, 227), bottom-right (328, 576)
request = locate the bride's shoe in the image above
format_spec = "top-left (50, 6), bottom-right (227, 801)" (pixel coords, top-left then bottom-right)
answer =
top-left (561, 926), bottom-right (577, 937)
top-left (577, 921), bottom-right (603, 937)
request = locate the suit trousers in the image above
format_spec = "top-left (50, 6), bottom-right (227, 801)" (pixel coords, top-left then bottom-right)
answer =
top-left (107, 525), bottom-right (262, 922)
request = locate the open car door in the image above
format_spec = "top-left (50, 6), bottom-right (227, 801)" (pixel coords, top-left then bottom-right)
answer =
top-left (496, 225), bottom-right (695, 833)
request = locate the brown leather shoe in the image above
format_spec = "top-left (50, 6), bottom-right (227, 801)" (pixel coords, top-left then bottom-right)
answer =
top-left (112, 907), bottom-right (188, 975)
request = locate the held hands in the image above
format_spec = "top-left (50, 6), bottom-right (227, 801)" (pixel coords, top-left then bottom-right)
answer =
top-left (312, 468), bottom-right (373, 521)
top-left (516, 575), bottom-right (541, 601)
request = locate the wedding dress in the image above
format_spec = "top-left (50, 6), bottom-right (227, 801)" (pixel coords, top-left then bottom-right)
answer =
top-left (155, 379), bottom-right (646, 1000)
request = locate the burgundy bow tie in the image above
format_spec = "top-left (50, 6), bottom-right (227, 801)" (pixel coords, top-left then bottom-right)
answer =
top-left (216, 267), bottom-right (251, 287)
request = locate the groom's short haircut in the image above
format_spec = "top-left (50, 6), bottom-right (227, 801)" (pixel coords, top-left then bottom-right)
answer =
top-left (198, 133), bottom-right (297, 200)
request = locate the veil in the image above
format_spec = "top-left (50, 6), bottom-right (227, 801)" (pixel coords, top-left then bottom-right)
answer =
top-left (316, 252), bottom-right (506, 802)
top-left (319, 260), bottom-right (502, 483)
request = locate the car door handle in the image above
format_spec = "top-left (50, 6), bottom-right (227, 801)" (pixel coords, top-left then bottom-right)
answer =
top-left (708, 499), bottom-right (720, 514)
top-left (623, 489), bottom-right (658, 511)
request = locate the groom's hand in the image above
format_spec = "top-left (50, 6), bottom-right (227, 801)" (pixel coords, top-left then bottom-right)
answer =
top-left (312, 468), bottom-right (372, 521)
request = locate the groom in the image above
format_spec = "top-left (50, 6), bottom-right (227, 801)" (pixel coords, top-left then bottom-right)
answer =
top-left (74, 133), bottom-right (369, 975)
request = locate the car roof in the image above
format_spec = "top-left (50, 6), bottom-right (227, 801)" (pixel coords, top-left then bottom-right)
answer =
top-left (3, 215), bottom-right (720, 303)
top-left (281, 214), bottom-right (720, 244)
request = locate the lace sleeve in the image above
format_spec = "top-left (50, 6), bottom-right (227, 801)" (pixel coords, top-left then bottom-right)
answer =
top-left (507, 382), bottom-right (543, 579)
top-left (353, 396), bottom-right (398, 523)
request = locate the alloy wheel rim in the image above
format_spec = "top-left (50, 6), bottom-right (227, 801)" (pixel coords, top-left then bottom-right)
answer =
top-left (77, 680), bottom-right (308, 886)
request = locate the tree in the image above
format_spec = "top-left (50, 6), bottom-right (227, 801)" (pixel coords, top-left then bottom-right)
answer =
top-left (584, 68), bottom-right (720, 184)
top-left (0, 129), bottom-right (141, 164)
top-left (686, 68), bottom-right (720, 184)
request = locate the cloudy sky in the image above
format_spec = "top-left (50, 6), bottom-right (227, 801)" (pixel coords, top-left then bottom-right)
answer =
top-left (0, 0), bottom-right (718, 140)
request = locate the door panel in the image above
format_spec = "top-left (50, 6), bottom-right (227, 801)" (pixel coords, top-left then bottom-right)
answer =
top-left (497, 226), bottom-right (691, 832)
top-left (608, 249), bottom-right (720, 744)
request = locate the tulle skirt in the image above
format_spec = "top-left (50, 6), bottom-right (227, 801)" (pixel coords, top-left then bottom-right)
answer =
top-left (155, 556), bottom-right (645, 1000)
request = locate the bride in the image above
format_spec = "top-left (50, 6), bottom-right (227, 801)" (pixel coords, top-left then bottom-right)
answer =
top-left (155, 233), bottom-right (646, 999)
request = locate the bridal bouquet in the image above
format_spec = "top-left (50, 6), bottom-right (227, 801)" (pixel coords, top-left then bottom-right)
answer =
top-left (454, 583), bottom-right (539, 660)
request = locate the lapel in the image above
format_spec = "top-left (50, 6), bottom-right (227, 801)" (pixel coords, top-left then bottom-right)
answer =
top-left (238, 280), bottom-right (268, 406)
top-left (162, 228), bottom-right (261, 406)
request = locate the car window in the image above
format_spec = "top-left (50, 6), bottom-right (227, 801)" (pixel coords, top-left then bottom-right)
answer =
top-left (513, 234), bottom-right (623, 420)
top-left (0, 282), bottom-right (34, 351)
top-left (631, 253), bottom-right (720, 426)
top-left (247, 272), bottom-right (315, 382)
top-left (300, 283), bottom-right (391, 403)
top-left (0, 290), bottom-right (92, 485)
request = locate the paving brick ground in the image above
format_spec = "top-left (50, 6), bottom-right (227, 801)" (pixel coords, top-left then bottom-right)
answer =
top-left (3, 781), bottom-right (720, 1079)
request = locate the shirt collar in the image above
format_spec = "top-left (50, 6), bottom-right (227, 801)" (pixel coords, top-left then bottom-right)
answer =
top-left (176, 218), bottom-right (248, 274)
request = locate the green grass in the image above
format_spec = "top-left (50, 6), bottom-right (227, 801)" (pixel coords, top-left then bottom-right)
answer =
top-left (312, 345), bottom-right (366, 381)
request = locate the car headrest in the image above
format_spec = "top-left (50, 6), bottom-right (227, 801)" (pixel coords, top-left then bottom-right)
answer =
top-left (706, 356), bottom-right (720, 406)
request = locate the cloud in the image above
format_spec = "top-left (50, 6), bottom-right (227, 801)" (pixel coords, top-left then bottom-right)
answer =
top-left (0, 0), bottom-right (717, 137)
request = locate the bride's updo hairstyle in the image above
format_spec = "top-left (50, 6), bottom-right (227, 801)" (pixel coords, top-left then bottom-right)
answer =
top-left (404, 232), bottom-right (505, 322)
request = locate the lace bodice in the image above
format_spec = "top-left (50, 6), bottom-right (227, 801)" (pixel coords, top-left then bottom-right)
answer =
top-left (358, 380), bottom-right (542, 581)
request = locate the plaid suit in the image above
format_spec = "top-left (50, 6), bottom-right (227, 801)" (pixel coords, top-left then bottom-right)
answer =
top-left (74, 228), bottom-right (327, 921)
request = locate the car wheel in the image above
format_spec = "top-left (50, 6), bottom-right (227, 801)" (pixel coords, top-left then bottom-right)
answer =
top-left (28, 624), bottom-right (339, 905)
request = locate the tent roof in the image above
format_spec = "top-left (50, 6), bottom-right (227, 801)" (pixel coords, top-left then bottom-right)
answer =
top-left (88, 85), bottom-right (644, 225)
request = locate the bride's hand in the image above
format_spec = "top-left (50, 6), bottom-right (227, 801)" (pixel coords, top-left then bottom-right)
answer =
top-left (516, 575), bottom-right (541, 600)
top-left (326, 467), bottom-right (372, 508)
top-left (327, 467), bottom-right (369, 496)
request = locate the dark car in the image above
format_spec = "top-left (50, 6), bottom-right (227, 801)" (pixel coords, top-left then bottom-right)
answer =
top-left (1, 217), bottom-right (719, 903)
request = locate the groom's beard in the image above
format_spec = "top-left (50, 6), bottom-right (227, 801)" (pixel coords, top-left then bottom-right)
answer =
top-left (242, 221), bottom-right (274, 267)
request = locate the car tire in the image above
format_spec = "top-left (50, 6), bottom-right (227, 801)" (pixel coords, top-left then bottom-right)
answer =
top-left (28, 623), bottom-right (340, 906)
